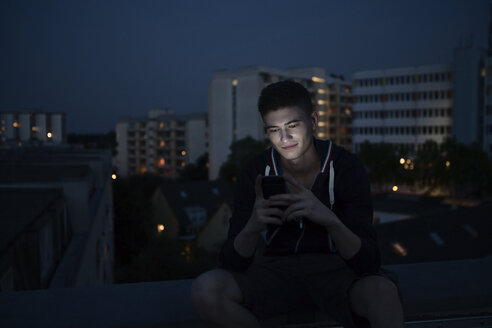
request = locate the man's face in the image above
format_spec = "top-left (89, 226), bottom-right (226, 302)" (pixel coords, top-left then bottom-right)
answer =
top-left (263, 106), bottom-right (317, 162)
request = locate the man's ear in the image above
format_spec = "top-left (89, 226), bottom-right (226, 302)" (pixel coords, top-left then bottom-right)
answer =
top-left (311, 111), bottom-right (319, 131)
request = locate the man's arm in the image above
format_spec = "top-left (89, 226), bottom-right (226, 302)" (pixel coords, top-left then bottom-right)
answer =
top-left (272, 153), bottom-right (379, 275)
top-left (220, 170), bottom-right (283, 271)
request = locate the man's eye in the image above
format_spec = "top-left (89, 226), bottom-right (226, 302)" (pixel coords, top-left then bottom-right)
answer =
top-left (268, 128), bottom-right (279, 133)
top-left (288, 123), bottom-right (299, 129)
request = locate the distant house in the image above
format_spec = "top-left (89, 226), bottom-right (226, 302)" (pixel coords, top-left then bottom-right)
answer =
top-left (151, 180), bottom-right (233, 251)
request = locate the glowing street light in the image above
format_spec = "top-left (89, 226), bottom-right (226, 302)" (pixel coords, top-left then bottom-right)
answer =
top-left (399, 158), bottom-right (405, 165)
top-left (47, 132), bottom-right (53, 139)
top-left (392, 185), bottom-right (399, 192)
top-left (111, 174), bottom-right (117, 180)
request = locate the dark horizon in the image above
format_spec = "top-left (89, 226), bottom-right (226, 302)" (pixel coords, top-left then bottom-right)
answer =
top-left (0, 0), bottom-right (488, 134)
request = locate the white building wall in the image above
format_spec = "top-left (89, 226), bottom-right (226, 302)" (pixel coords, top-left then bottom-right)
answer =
top-left (51, 114), bottom-right (64, 144)
top-left (18, 113), bottom-right (31, 141)
top-left (35, 113), bottom-right (47, 141)
top-left (352, 65), bottom-right (453, 153)
top-left (3, 113), bottom-right (15, 140)
top-left (115, 121), bottom-right (129, 177)
top-left (209, 77), bottom-right (234, 180)
top-left (236, 74), bottom-right (264, 141)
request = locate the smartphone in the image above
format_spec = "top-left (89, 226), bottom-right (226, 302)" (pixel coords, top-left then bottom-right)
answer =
top-left (262, 176), bottom-right (287, 199)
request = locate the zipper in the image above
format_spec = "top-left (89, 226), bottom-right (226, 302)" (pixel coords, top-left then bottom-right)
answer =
top-left (294, 221), bottom-right (306, 253)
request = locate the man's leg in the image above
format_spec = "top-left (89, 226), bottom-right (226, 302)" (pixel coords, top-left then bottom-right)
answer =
top-left (349, 275), bottom-right (404, 328)
top-left (191, 269), bottom-right (261, 328)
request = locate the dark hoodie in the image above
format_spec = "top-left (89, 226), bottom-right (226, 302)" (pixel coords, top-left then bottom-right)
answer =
top-left (220, 138), bottom-right (381, 276)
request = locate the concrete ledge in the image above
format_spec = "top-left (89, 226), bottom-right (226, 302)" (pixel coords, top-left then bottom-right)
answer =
top-left (1, 257), bottom-right (491, 327)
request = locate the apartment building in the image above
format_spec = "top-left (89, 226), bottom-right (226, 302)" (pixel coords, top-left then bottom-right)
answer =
top-left (352, 44), bottom-right (485, 155)
top-left (115, 110), bottom-right (207, 179)
top-left (351, 64), bottom-right (454, 153)
top-left (208, 66), bottom-right (353, 180)
top-left (0, 110), bottom-right (66, 147)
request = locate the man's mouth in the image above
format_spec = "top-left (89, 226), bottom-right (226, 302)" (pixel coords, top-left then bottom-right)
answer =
top-left (281, 144), bottom-right (297, 150)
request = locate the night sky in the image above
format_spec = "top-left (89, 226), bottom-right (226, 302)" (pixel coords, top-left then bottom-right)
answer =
top-left (0, 0), bottom-right (488, 133)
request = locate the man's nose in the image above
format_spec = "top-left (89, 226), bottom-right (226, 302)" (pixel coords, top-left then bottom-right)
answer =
top-left (280, 128), bottom-right (292, 142)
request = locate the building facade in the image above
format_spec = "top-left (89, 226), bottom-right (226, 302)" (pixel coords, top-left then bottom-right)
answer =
top-left (208, 66), bottom-right (353, 180)
top-left (115, 110), bottom-right (207, 179)
top-left (351, 65), bottom-right (455, 153)
top-left (0, 110), bottom-right (66, 147)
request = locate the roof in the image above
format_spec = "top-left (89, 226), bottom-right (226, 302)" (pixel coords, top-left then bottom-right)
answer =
top-left (0, 188), bottom-right (63, 253)
top-left (0, 163), bottom-right (90, 183)
top-left (375, 200), bottom-right (492, 265)
top-left (157, 180), bottom-right (233, 227)
top-left (372, 193), bottom-right (450, 217)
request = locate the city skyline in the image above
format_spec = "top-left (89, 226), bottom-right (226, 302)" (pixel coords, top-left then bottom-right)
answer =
top-left (0, 0), bottom-right (488, 134)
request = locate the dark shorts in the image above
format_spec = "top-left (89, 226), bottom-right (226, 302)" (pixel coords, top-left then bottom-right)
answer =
top-left (229, 253), bottom-right (395, 327)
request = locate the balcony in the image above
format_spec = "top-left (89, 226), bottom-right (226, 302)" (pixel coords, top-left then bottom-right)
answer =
top-left (1, 257), bottom-right (491, 327)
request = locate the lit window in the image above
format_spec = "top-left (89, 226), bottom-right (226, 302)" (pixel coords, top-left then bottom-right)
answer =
top-left (392, 242), bottom-right (408, 256)
top-left (181, 150), bottom-right (186, 156)
top-left (157, 224), bottom-right (165, 234)
top-left (159, 140), bottom-right (165, 147)
top-left (317, 89), bottom-right (326, 94)
top-left (158, 158), bottom-right (165, 166)
top-left (317, 132), bottom-right (326, 138)
top-left (312, 76), bottom-right (325, 83)
top-left (31, 126), bottom-right (38, 131)
top-left (317, 100), bottom-right (326, 105)
top-left (445, 161), bottom-right (450, 168)
top-left (140, 166), bottom-right (147, 174)
top-left (318, 122), bottom-right (326, 127)
top-left (13, 121), bottom-right (19, 128)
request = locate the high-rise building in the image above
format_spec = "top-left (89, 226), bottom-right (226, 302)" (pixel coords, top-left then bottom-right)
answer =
top-left (351, 64), bottom-right (454, 153)
top-left (208, 66), bottom-right (353, 180)
top-left (0, 110), bottom-right (66, 148)
top-left (352, 44), bottom-right (485, 155)
top-left (115, 110), bottom-right (207, 179)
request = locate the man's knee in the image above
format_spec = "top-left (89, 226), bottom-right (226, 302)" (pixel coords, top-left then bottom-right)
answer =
top-left (191, 269), bottom-right (242, 315)
top-left (349, 275), bottom-right (400, 314)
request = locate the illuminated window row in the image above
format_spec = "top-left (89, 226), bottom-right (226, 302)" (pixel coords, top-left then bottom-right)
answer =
top-left (353, 125), bottom-right (451, 136)
top-left (354, 108), bottom-right (452, 119)
top-left (356, 90), bottom-right (453, 103)
top-left (355, 72), bottom-right (452, 87)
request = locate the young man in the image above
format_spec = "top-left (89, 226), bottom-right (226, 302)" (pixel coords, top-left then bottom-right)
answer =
top-left (191, 81), bottom-right (404, 327)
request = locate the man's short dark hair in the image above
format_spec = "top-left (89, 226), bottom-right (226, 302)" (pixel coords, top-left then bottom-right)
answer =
top-left (258, 80), bottom-right (313, 117)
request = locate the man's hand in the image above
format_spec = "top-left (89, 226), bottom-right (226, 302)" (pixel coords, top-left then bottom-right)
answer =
top-left (243, 175), bottom-right (285, 234)
top-left (270, 174), bottom-right (341, 230)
